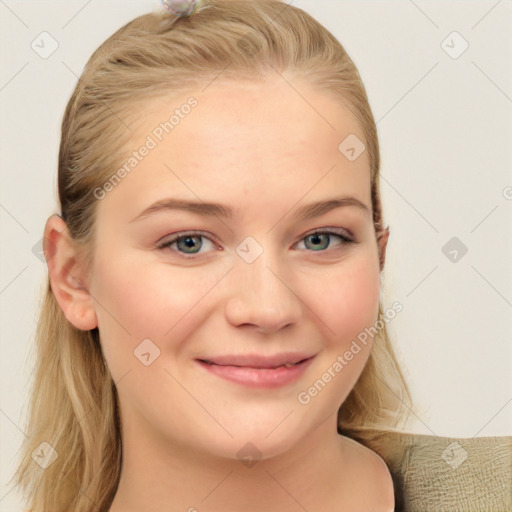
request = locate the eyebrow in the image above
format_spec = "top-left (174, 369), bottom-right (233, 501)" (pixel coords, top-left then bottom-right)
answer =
top-left (129, 196), bottom-right (370, 223)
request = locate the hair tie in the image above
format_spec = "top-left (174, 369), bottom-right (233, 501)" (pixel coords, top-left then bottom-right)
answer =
top-left (161, 0), bottom-right (201, 17)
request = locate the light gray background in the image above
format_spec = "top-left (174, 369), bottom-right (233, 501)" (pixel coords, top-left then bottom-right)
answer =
top-left (1, 1), bottom-right (511, 510)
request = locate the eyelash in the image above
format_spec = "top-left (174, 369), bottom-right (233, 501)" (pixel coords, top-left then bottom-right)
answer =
top-left (156, 228), bottom-right (355, 258)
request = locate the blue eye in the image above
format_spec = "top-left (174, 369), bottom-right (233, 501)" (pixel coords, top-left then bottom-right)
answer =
top-left (157, 228), bottom-right (354, 258)
top-left (157, 231), bottom-right (215, 256)
top-left (296, 230), bottom-right (353, 252)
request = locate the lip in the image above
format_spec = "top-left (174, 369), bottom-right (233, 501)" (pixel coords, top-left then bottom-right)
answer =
top-left (196, 353), bottom-right (316, 389)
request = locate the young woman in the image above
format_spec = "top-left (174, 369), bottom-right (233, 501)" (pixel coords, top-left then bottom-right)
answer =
top-left (14, 1), bottom-right (414, 510)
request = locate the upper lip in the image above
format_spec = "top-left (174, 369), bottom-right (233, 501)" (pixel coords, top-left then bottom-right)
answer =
top-left (197, 352), bottom-right (316, 369)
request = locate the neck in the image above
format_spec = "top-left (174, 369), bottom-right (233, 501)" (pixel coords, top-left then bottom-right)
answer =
top-left (108, 413), bottom-right (351, 512)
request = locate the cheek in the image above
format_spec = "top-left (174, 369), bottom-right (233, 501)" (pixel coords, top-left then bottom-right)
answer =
top-left (89, 251), bottom-right (166, 376)
top-left (299, 257), bottom-right (381, 406)
top-left (89, 250), bottom-right (218, 375)
top-left (306, 255), bottom-right (381, 346)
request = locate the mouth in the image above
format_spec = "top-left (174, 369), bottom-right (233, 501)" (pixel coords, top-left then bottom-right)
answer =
top-left (199, 358), bottom-right (310, 368)
top-left (195, 353), bottom-right (316, 388)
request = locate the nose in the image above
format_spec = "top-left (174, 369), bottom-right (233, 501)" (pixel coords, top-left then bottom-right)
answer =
top-left (224, 244), bottom-right (303, 334)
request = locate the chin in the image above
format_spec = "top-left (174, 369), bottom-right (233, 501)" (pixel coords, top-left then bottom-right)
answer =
top-left (201, 417), bottom-right (310, 464)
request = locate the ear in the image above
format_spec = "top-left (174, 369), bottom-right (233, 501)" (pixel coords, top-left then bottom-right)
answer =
top-left (43, 214), bottom-right (98, 331)
top-left (377, 226), bottom-right (390, 272)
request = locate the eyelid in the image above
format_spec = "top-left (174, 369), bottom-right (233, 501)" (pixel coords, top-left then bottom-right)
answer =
top-left (299, 226), bottom-right (353, 242)
top-left (156, 229), bottom-right (214, 245)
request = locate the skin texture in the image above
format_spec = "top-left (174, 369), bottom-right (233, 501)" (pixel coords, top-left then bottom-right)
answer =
top-left (45, 72), bottom-right (393, 511)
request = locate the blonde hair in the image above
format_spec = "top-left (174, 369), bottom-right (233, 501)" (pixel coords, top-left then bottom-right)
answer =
top-left (13, 1), bottom-right (414, 510)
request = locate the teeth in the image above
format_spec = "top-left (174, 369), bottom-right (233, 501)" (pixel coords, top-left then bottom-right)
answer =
top-left (201, 359), bottom-right (302, 368)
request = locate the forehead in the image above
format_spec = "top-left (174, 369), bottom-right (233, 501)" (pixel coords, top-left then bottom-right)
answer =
top-left (132, 75), bottom-right (365, 151)
top-left (99, 75), bottom-right (372, 222)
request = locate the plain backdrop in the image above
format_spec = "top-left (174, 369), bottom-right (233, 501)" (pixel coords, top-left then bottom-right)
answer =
top-left (1, 0), bottom-right (511, 509)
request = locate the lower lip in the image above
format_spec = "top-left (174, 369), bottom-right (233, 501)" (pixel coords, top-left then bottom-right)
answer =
top-left (196, 358), bottom-right (315, 389)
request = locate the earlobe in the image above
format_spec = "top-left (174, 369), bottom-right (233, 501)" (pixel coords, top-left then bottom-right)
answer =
top-left (43, 214), bottom-right (98, 331)
top-left (377, 226), bottom-right (390, 271)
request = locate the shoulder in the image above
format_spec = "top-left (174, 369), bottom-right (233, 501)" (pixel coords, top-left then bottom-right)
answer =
top-left (340, 435), bottom-right (395, 511)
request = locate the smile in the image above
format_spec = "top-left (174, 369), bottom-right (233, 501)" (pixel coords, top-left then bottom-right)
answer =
top-left (195, 354), bottom-right (316, 389)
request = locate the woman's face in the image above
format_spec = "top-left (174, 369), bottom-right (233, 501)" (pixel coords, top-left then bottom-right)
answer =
top-left (85, 75), bottom-right (385, 461)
